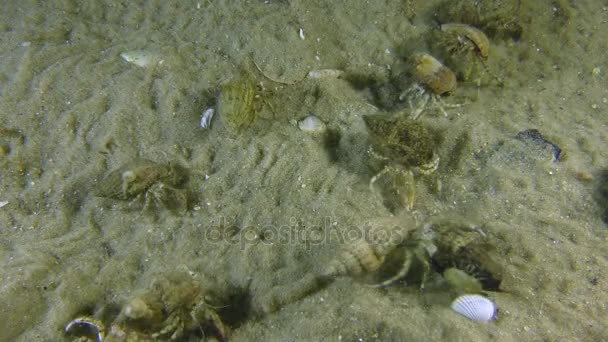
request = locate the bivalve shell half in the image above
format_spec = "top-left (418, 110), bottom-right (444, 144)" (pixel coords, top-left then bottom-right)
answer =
top-left (200, 107), bottom-right (215, 129)
top-left (298, 115), bottom-right (326, 133)
top-left (120, 50), bottom-right (159, 67)
top-left (64, 316), bottom-right (104, 342)
top-left (450, 294), bottom-right (496, 322)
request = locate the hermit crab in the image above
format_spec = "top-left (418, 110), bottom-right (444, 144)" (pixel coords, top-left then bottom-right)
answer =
top-left (65, 272), bottom-right (228, 341)
top-left (363, 114), bottom-right (439, 211)
top-left (430, 23), bottom-right (500, 85)
top-left (399, 53), bottom-right (462, 119)
top-left (95, 158), bottom-right (191, 215)
top-left (368, 219), bottom-right (503, 290)
top-left (255, 215), bottom-right (503, 313)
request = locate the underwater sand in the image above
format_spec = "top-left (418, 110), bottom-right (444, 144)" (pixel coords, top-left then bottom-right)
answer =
top-left (1, 0), bottom-right (607, 341)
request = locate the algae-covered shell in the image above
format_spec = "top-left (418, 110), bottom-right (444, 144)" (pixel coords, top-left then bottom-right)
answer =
top-left (443, 267), bottom-right (483, 293)
top-left (434, 0), bottom-right (522, 40)
top-left (440, 23), bottom-right (490, 58)
top-left (218, 78), bottom-right (256, 134)
top-left (363, 115), bottom-right (436, 169)
top-left (412, 53), bottom-right (456, 95)
top-left (451, 294), bottom-right (496, 322)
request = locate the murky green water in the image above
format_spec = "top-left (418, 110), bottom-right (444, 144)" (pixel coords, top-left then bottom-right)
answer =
top-left (1, 1), bottom-right (607, 340)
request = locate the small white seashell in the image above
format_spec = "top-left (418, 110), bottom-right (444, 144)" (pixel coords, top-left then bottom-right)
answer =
top-left (451, 294), bottom-right (496, 322)
top-left (0, 201), bottom-right (8, 208)
top-left (299, 28), bottom-right (305, 40)
top-left (298, 115), bottom-right (326, 133)
top-left (307, 69), bottom-right (344, 79)
top-left (120, 50), bottom-right (158, 67)
top-left (200, 107), bottom-right (215, 129)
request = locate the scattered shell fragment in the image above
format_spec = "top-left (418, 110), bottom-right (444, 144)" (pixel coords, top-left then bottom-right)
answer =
top-left (451, 294), bottom-right (496, 322)
top-left (298, 115), bottom-right (326, 133)
top-left (120, 50), bottom-right (159, 67)
top-left (200, 107), bottom-right (215, 129)
top-left (412, 53), bottom-right (456, 95)
top-left (64, 316), bottom-right (104, 342)
top-left (0, 201), bottom-right (7, 208)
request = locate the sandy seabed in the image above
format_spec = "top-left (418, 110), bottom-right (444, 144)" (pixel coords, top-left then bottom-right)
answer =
top-left (0, 0), bottom-right (607, 341)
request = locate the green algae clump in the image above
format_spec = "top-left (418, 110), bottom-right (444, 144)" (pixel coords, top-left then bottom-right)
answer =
top-left (363, 115), bottom-right (436, 169)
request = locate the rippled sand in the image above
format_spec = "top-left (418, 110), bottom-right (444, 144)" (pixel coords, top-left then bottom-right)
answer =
top-left (0, 1), bottom-right (607, 340)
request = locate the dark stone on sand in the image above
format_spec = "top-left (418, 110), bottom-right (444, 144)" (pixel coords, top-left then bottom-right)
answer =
top-left (515, 129), bottom-right (561, 162)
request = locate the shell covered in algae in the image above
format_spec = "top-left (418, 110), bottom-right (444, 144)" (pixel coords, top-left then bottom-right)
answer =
top-left (434, 0), bottom-right (522, 40)
top-left (363, 115), bottom-right (436, 170)
top-left (218, 77), bottom-right (256, 135)
top-left (429, 24), bottom-right (492, 82)
top-left (412, 53), bottom-right (456, 95)
top-left (440, 23), bottom-right (490, 58)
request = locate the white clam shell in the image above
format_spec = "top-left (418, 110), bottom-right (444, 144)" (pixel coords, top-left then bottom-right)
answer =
top-left (307, 69), bottom-right (343, 79)
top-left (120, 50), bottom-right (159, 67)
top-left (298, 115), bottom-right (326, 133)
top-left (200, 107), bottom-right (215, 129)
top-left (451, 294), bottom-right (496, 322)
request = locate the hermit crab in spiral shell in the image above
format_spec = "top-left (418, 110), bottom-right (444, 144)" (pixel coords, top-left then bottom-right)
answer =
top-left (256, 216), bottom-right (503, 313)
